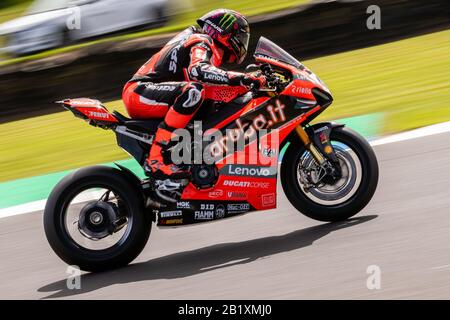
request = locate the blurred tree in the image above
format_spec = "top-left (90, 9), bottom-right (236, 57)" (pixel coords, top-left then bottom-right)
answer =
top-left (0, 0), bottom-right (29, 9)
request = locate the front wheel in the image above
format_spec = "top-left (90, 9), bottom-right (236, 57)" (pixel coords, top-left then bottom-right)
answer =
top-left (44, 166), bottom-right (151, 272)
top-left (280, 126), bottom-right (378, 222)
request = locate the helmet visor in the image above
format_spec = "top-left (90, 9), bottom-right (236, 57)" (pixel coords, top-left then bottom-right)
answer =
top-left (235, 31), bottom-right (249, 64)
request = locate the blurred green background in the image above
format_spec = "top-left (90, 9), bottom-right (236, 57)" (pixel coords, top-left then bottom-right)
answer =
top-left (0, 0), bottom-right (309, 65)
top-left (0, 0), bottom-right (449, 183)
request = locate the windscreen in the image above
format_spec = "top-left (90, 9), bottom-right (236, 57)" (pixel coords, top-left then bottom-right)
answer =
top-left (254, 36), bottom-right (302, 68)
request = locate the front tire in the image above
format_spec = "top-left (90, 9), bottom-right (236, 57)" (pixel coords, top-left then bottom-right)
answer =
top-left (44, 166), bottom-right (151, 272)
top-left (280, 126), bottom-right (378, 222)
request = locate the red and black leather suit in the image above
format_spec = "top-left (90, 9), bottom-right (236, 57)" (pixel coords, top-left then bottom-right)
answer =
top-left (122, 26), bottom-right (261, 178)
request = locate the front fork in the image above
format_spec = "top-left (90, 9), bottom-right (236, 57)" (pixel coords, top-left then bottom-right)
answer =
top-left (294, 124), bottom-right (342, 183)
top-left (295, 126), bottom-right (327, 165)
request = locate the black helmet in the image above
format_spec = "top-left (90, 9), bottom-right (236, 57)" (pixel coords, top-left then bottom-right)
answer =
top-left (197, 9), bottom-right (250, 64)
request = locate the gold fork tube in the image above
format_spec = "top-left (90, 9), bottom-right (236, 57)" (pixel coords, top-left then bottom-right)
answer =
top-left (295, 126), bottom-right (326, 165)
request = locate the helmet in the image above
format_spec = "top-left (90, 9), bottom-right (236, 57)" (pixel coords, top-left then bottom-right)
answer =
top-left (197, 9), bottom-right (250, 64)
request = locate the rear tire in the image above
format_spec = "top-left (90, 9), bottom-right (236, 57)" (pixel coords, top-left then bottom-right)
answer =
top-left (280, 126), bottom-right (378, 222)
top-left (44, 166), bottom-right (151, 272)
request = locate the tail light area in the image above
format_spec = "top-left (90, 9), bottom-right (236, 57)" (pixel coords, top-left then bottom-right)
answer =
top-left (56, 98), bottom-right (118, 128)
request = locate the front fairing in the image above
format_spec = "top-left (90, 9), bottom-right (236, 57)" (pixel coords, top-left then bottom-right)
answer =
top-left (295, 68), bottom-right (331, 96)
top-left (254, 36), bottom-right (332, 95)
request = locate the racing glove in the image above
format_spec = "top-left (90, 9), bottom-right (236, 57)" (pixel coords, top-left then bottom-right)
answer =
top-left (240, 74), bottom-right (267, 89)
top-left (228, 72), bottom-right (266, 89)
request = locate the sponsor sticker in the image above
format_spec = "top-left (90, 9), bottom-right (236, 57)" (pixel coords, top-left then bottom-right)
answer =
top-left (160, 210), bottom-right (183, 218)
top-left (145, 84), bottom-right (177, 91)
top-left (314, 126), bottom-right (328, 134)
top-left (194, 211), bottom-right (215, 220)
top-left (208, 99), bottom-right (286, 158)
top-left (219, 13), bottom-right (237, 29)
top-left (176, 201), bottom-right (191, 209)
top-left (160, 218), bottom-right (183, 225)
top-left (221, 165), bottom-right (277, 178)
top-left (262, 193), bottom-right (276, 207)
top-left (223, 180), bottom-right (271, 188)
top-left (227, 203), bottom-right (251, 214)
top-left (320, 131), bottom-right (328, 144)
top-left (208, 190), bottom-right (223, 198)
top-left (215, 204), bottom-right (226, 219)
top-left (88, 111), bottom-right (109, 119)
top-left (261, 148), bottom-right (277, 157)
top-left (195, 203), bottom-right (215, 220)
top-left (204, 72), bottom-right (228, 83)
top-left (227, 191), bottom-right (247, 198)
top-left (291, 85), bottom-right (312, 95)
top-left (205, 20), bottom-right (224, 33)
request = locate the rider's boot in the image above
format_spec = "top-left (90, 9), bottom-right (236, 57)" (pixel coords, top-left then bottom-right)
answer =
top-left (144, 124), bottom-right (191, 180)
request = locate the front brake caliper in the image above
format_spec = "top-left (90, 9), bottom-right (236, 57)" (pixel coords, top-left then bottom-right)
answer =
top-left (307, 125), bottom-right (337, 162)
top-left (307, 124), bottom-right (342, 182)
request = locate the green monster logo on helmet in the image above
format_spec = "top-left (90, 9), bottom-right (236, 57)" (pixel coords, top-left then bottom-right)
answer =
top-left (219, 13), bottom-right (237, 30)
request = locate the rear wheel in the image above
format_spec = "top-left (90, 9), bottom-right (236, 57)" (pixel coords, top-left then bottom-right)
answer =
top-left (280, 126), bottom-right (378, 222)
top-left (44, 166), bottom-right (151, 272)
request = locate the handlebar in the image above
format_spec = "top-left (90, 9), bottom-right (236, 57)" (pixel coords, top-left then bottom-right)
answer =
top-left (248, 63), bottom-right (283, 94)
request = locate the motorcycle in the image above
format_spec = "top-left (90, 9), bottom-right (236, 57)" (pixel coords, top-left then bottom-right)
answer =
top-left (44, 37), bottom-right (379, 272)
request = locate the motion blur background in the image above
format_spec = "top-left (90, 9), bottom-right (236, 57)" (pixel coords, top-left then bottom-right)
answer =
top-left (0, 0), bottom-right (449, 185)
top-left (1, 0), bottom-right (450, 301)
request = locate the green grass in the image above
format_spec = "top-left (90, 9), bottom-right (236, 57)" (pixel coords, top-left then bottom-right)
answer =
top-left (311, 30), bottom-right (450, 133)
top-left (0, 0), bottom-right (309, 66)
top-left (0, 0), bottom-right (32, 24)
top-left (0, 30), bottom-right (449, 182)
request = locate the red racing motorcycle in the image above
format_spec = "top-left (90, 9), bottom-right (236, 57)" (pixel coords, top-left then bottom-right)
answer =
top-left (44, 37), bottom-right (378, 272)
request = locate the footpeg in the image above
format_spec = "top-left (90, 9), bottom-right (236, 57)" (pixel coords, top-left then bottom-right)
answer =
top-left (155, 178), bottom-right (187, 191)
top-left (154, 178), bottom-right (189, 203)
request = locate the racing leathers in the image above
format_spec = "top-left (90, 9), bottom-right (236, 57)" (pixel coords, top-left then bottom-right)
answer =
top-left (122, 26), bottom-right (265, 179)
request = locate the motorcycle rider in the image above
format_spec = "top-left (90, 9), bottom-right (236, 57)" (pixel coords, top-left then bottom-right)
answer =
top-left (122, 9), bottom-right (266, 180)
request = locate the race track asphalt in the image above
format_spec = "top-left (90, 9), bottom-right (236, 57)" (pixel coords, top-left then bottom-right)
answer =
top-left (1, 131), bottom-right (450, 299)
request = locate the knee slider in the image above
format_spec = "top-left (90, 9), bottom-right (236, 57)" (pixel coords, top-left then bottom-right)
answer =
top-left (174, 83), bottom-right (204, 114)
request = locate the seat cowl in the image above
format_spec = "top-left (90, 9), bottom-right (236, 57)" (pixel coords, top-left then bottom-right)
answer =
top-left (126, 120), bottom-right (161, 133)
top-left (112, 110), bottom-right (131, 123)
top-left (112, 111), bottom-right (162, 133)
